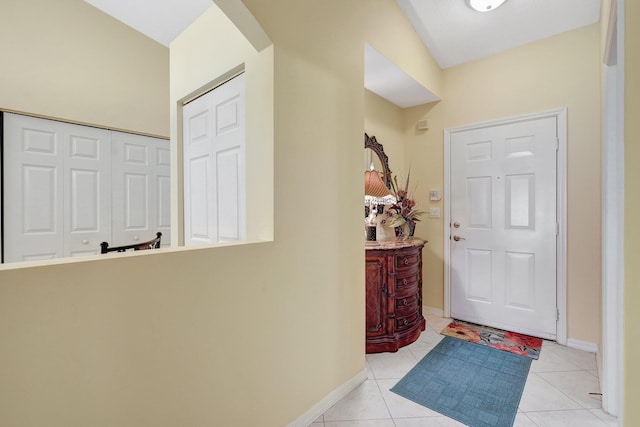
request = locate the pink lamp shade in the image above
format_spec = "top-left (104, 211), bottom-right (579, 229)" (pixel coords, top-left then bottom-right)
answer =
top-left (365, 170), bottom-right (391, 198)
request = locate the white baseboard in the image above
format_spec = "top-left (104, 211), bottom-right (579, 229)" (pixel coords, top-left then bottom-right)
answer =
top-left (286, 369), bottom-right (368, 427)
top-left (567, 338), bottom-right (599, 354)
top-left (423, 306), bottom-right (444, 317)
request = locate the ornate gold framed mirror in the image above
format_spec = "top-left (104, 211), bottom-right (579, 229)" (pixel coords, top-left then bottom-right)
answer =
top-left (364, 133), bottom-right (392, 189)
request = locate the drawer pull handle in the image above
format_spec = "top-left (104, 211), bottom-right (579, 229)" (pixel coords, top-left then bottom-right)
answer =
top-left (403, 258), bottom-right (409, 265)
top-left (402, 298), bottom-right (408, 306)
top-left (403, 319), bottom-right (409, 326)
top-left (402, 278), bottom-right (408, 286)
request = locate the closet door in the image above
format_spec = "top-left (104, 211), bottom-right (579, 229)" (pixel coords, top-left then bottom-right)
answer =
top-left (111, 132), bottom-right (171, 247)
top-left (183, 92), bottom-right (215, 245)
top-left (183, 73), bottom-right (246, 245)
top-left (64, 123), bottom-right (112, 257)
top-left (3, 114), bottom-right (111, 262)
top-left (4, 114), bottom-right (64, 261)
top-left (212, 74), bottom-right (246, 242)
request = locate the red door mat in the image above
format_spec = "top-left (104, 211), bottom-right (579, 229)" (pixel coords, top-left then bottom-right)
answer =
top-left (441, 320), bottom-right (543, 359)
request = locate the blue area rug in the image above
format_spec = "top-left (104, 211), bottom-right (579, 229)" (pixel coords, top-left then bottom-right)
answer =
top-left (390, 336), bottom-right (531, 427)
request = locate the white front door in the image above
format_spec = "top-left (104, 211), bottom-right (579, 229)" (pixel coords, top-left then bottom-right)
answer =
top-left (449, 115), bottom-right (558, 339)
top-left (183, 73), bottom-right (246, 245)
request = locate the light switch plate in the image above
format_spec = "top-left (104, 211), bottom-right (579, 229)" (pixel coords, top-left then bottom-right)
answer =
top-left (429, 207), bottom-right (441, 219)
top-left (430, 189), bottom-right (441, 201)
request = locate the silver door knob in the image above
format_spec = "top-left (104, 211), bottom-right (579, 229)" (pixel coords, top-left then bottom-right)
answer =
top-left (453, 235), bottom-right (466, 241)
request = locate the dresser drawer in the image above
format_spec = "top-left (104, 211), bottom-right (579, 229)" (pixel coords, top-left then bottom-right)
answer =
top-left (395, 251), bottom-right (421, 270)
top-left (395, 272), bottom-right (419, 294)
top-left (395, 292), bottom-right (419, 312)
top-left (395, 310), bottom-right (420, 332)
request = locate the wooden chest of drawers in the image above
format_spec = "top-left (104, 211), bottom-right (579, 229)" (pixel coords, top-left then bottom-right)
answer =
top-left (365, 239), bottom-right (426, 353)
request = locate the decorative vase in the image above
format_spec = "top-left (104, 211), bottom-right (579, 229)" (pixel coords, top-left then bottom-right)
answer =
top-left (406, 220), bottom-right (416, 239)
top-left (395, 220), bottom-right (416, 240)
top-left (366, 225), bottom-right (377, 241)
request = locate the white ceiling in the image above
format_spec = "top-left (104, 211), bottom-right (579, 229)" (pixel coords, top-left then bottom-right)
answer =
top-left (364, 44), bottom-right (440, 108)
top-left (83, 0), bottom-right (601, 108)
top-left (84, 0), bottom-right (211, 47)
top-left (396, 0), bottom-right (601, 69)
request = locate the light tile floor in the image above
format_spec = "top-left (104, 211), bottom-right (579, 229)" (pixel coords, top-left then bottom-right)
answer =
top-left (311, 314), bottom-right (618, 427)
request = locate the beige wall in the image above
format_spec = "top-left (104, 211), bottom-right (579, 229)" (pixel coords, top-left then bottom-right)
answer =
top-left (402, 101), bottom-right (445, 312)
top-left (0, 0), bottom-right (169, 137)
top-left (0, 0), bottom-right (442, 426)
top-left (624, 0), bottom-right (640, 423)
top-left (364, 89), bottom-right (406, 175)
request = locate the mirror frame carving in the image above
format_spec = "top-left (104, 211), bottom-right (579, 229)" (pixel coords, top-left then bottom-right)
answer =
top-left (364, 133), bottom-right (392, 189)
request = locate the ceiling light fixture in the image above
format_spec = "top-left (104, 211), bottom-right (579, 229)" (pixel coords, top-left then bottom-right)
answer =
top-left (465, 0), bottom-right (508, 12)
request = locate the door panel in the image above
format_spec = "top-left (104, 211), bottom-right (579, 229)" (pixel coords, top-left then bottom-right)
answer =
top-left (467, 176), bottom-right (492, 228)
top-left (188, 156), bottom-right (212, 242)
top-left (157, 175), bottom-right (171, 230)
top-left (24, 166), bottom-right (58, 233)
top-left (505, 251), bottom-right (535, 309)
top-left (125, 174), bottom-right (148, 228)
top-left (217, 148), bottom-right (240, 240)
top-left (466, 249), bottom-right (492, 302)
top-left (450, 116), bottom-right (557, 339)
top-left (365, 257), bottom-right (387, 337)
top-left (69, 169), bottom-right (100, 232)
top-left (506, 174), bottom-right (535, 229)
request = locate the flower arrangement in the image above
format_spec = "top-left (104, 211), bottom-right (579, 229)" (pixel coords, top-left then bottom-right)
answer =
top-left (381, 170), bottom-right (425, 238)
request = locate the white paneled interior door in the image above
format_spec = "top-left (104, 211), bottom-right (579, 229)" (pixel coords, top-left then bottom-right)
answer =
top-left (111, 131), bottom-right (171, 247)
top-left (183, 73), bottom-right (246, 245)
top-left (64, 124), bottom-right (112, 257)
top-left (4, 114), bottom-right (111, 261)
top-left (2, 113), bottom-right (169, 263)
top-left (449, 116), bottom-right (558, 339)
top-left (4, 114), bottom-right (66, 261)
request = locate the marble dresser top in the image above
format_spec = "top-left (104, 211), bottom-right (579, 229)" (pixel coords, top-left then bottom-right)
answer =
top-left (365, 238), bottom-right (426, 250)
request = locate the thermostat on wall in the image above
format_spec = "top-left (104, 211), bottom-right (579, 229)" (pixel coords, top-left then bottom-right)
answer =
top-left (430, 189), bottom-right (441, 201)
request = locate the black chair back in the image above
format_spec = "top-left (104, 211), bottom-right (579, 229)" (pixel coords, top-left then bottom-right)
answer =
top-left (100, 232), bottom-right (162, 254)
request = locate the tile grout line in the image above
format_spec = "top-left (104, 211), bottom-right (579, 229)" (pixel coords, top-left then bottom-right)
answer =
top-left (533, 369), bottom-right (602, 411)
top-left (373, 376), bottom-right (397, 424)
top-left (518, 412), bottom-right (540, 427)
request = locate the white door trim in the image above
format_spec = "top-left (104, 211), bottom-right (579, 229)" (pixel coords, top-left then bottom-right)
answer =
top-left (444, 108), bottom-right (568, 345)
top-left (601, 0), bottom-right (624, 418)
